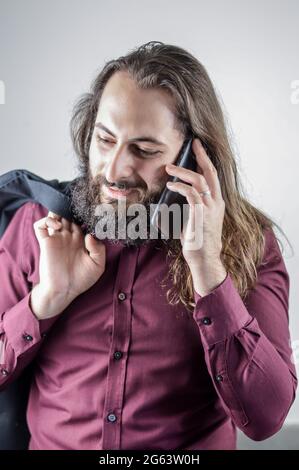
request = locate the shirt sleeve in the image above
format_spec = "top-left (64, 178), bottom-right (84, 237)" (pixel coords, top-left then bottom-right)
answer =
top-left (192, 226), bottom-right (298, 441)
top-left (0, 202), bottom-right (59, 389)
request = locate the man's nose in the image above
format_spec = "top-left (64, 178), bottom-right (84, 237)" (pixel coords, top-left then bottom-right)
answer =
top-left (104, 145), bottom-right (134, 184)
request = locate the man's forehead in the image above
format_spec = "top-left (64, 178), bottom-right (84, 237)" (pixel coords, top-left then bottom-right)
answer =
top-left (95, 102), bottom-right (181, 145)
top-left (98, 73), bottom-right (177, 119)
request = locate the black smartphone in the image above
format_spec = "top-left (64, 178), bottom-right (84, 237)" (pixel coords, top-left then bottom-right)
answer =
top-left (150, 135), bottom-right (197, 239)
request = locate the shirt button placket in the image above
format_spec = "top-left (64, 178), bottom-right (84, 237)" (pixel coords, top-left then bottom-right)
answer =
top-left (102, 246), bottom-right (139, 450)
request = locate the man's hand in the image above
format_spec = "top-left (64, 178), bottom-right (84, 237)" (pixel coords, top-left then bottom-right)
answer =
top-left (30, 211), bottom-right (106, 319)
top-left (165, 138), bottom-right (227, 296)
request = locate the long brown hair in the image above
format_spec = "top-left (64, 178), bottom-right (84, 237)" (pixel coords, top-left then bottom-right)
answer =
top-left (70, 40), bottom-right (291, 312)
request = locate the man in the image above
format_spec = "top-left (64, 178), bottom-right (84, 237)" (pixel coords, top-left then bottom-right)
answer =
top-left (0, 41), bottom-right (297, 450)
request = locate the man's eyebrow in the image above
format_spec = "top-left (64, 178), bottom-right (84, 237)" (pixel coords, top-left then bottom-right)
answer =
top-left (94, 122), bottom-right (166, 146)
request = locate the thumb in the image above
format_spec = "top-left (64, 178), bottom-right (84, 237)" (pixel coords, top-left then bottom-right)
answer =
top-left (84, 234), bottom-right (106, 266)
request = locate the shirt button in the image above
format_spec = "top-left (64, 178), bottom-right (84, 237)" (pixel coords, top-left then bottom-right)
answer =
top-left (41, 333), bottom-right (47, 338)
top-left (216, 374), bottom-right (223, 382)
top-left (113, 351), bottom-right (123, 360)
top-left (202, 317), bottom-right (212, 325)
top-left (23, 334), bottom-right (33, 342)
top-left (1, 369), bottom-right (9, 376)
top-left (107, 413), bottom-right (117, 423)
top-left (118, 292), bottom-right (126, 301)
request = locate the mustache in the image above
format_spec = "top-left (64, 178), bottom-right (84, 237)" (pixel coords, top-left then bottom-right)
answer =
top-left (88, 173), bottom-right (153, 204)
top-left (92, 173), bottom-right (145, 192)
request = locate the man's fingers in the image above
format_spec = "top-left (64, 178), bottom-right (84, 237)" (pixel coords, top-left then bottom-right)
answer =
top-left (33, 217), bottom-right (48, 240)
top-left (34, 211), bottom-right (79, 243)
top-left (48, 211), bottom-right (61, 221)
top-left (46, 217), bottom-right (62, 236)
top-left (84, 234), bottom-right (106, 266)
top-left (34, 216), bottom-right (62, 240)
top-left (71, 222), bottom-right (83, 235)
top-left (48, 211), bottom-right (71, 231)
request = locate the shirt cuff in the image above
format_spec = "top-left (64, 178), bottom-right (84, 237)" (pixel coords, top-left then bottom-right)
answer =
top-left (193, 272), bottom-right (252, 347)
top-left (3, 292), bottom-right (58, 356)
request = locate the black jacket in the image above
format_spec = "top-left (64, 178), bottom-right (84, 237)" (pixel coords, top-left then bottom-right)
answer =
top-left (0, 169), bottom-right (75, 449)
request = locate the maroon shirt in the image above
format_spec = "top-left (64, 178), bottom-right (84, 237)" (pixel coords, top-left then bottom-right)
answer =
top-left (0, 202), bottom-right (297, 450)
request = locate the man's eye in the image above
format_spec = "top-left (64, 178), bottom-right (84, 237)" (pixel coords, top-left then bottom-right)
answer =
top-left (96, 136), bottom-right (159, 158)
top-left (132, 145), bottom-right (160, 158)
top-left (96, 136), bottom-right (112, 144)
top-left (137, 148), bottom-right (159, 157)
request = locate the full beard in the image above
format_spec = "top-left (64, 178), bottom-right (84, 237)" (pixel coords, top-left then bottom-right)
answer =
top-left (69, 167), bottom-right (165, 247)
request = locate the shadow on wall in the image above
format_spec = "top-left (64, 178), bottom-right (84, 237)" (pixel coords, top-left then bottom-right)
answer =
top-left (237, 425), bottom-right (299, 450)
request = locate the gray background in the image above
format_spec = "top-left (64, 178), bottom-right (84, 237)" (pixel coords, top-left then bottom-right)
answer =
top-left (0, 0), bottom-right (298, 449)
